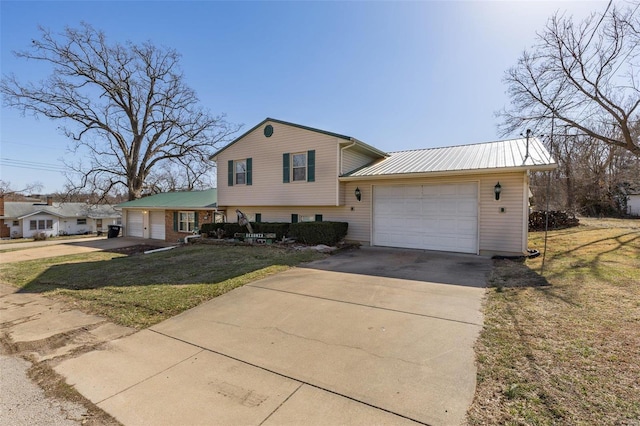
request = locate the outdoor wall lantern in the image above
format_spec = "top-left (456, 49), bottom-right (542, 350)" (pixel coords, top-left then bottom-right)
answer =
top-left (355, 187), bottom-right (362, 202)
top-left (494, 182), bottom-right (502, 201)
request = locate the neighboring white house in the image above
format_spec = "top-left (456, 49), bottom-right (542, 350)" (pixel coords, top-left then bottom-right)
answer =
top-left (628, 194), bottom-right (640, 216)
top-left (0, 197), bottom-right (121, 238)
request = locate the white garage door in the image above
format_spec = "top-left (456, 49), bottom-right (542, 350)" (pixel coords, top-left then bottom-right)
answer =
top-left (127, 211), bottom-right (144, 238)
top-left (150, 211), bottom-right (165, 240)
top-left (373, 183), bottom-right (478, 254)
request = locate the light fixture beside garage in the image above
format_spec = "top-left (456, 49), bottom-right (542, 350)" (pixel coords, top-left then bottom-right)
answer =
top-left (355, 187), bottom-right (362, 202)
top-left (494, 182), bottom-right (502, 201)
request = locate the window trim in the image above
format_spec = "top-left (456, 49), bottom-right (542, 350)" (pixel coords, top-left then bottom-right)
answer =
top-left (283, 150), bottom-right (315, 183)
top-left (229, 158), bottom-right (252, 186)
top-left (77, 218), bottom-right (87, 225)
top-left (235, 159), bottom-right (247, 185)
top-left (291, 152), bottom-right (307, 182)
top-left (178, 211), bottom-right (196, 233)
top-left (31, 219), bottom-right (54, 230)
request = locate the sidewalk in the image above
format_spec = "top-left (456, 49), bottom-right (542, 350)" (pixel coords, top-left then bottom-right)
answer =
top-left (0, 283), bottom-right (131, 425)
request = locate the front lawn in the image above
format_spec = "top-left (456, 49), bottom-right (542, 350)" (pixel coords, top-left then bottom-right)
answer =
top-left (468, 218), bottom-right (640, 425)
top-left (0, 245), bottom-right (326, 328)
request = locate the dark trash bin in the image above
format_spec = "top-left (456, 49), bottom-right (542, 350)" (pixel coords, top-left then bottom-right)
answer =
top-left (107, 225), bottom-right (121, 238)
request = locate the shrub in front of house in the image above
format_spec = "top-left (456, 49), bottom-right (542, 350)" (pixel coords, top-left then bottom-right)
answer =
top-left (32, 232), bottom-right (48, 241)
top-left (200, 222), bottom-right (291, 240)
top-left (253, 222), bottom-right (290, 240)
top-left (288, 221), bottom-right (348, 246)
top-left (200, 221), bottom-right (348, 245)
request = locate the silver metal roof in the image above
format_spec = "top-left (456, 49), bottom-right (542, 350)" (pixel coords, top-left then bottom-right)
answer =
top-left (341, 137), bottom-right (556, 179)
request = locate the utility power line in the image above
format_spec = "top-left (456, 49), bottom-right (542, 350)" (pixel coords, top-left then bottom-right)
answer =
top-left (0, 158), bottom-right (68, 173)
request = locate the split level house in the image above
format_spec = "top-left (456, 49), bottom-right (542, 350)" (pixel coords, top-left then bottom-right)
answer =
top-left (209, 118), bottom-right (557, 257)
top-left (0, 196), bottom-right (121, 239)
top-left (119, 118), bottom-right (557, 256)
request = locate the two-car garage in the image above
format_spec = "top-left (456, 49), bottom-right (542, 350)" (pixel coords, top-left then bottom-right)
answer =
top-left (372, 182), bottom-right (478, 254)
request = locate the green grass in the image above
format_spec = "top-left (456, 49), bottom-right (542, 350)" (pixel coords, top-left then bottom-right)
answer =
top-left (468, 218), bottom-right (640, 425)
top-left (0, 245), bottom-right (326, 328)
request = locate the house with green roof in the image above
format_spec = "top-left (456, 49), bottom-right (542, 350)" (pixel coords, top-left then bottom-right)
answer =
top-left (118, 189), bottom-right (219, 242)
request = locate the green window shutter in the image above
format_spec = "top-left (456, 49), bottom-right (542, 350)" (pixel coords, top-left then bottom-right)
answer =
top-left (227, 160), bottom-right (234, 186)
top-left (307, 150), bottom-right (315, 182)
top-left (315, 214), bottom-right (323, 222)
top-left (291, 214), bottom-right (298, 223)
top-left (255, 213), bottom-right (262, 223)
top-left (194, 212), bottom-right (199, 229)
top-left (246, 158), bottom-right (252, 186)
top-left (283, 153), bottom-right (290, 183)
top-left (173, 212), bottom-right (178, 231)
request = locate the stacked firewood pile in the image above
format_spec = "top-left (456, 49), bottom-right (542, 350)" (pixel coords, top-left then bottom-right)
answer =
top-left (529, 211), bottom-right (579, 231)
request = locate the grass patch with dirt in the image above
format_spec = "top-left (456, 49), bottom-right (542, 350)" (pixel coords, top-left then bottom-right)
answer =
top-left (0, 245), bottom-right (326, 329)
top-left (468, 218), bottom-right (640, 425)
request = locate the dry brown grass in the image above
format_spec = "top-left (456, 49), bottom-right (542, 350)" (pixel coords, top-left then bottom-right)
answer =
top-left (468, 218), bottom-right (640, 425)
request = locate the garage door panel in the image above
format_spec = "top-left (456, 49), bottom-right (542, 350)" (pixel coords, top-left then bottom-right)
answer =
top-left (376, 186), bottom-right (398, 197)
top-left (403, 186), bottom-right (422, 197)
top-left (150, 211), bottom-right (165, 240)
top-left (405, 200), bottom-right (422, 214)
top-left (458, 184), bottom-right (478, 196)
top-left (373, 183), bottom-right (478, 254)
top-left (458, 200), bottom-right (477, 216)
top-left (127, 211), bottom-right (143, 238)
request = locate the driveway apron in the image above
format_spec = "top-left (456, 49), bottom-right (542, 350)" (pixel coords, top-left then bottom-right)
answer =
top-left (55, 248), bottom-right (489, 426)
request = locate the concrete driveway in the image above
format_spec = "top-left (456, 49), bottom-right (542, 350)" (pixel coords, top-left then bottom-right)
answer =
top-left (55, 247), bottom-right (490, 426)
top-left (0, 237), bottom-right (172, 263)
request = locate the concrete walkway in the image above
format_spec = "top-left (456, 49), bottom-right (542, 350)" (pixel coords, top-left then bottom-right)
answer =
top-left (48, 248), bottom-right (489, 426)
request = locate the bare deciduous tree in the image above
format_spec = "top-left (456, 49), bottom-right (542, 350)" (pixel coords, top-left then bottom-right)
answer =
top-left (1, 23), bottom-right (238, 200)
top-left (0, 180), bottom-right (43, 199)
top-left (500, 1), bottom-right (640, 156)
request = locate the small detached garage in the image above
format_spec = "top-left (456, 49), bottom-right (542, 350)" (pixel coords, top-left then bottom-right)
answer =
top-left (118, 189), bottom-right (219, 242)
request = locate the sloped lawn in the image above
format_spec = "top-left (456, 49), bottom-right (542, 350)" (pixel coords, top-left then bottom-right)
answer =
top-left (0, 245), bottom-right (326, 328)
top-left (468, 218), bottom-right (640, 424)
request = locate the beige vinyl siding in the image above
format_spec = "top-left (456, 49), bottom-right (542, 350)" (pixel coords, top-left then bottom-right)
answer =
top-left (341, 148), bottom-right (377, 174)
top-left (478, 172), bottom-right (528, 256)
top-left (216, 121), bottom-right (339, 206)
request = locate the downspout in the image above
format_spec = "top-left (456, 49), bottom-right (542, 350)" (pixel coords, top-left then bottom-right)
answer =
top-left (338, 140), bottom-right (358, 206)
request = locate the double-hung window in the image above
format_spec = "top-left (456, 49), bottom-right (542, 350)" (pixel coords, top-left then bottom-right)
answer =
top-left (283, 150), bottom-right (315, 183)
top-left (235, 160), bottom-right (247, 185)
top-left (292, 153), bottom-right (307, 181)
top-left (178, 211), bottom-right (196, 232)
top-left (228, 158), bottom-right (252, 186)
top-left (30, 219), bottom-right (53, 230)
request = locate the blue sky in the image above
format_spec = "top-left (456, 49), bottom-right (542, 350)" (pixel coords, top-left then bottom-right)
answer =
top-left (1, 1), bottom-right (606, 193)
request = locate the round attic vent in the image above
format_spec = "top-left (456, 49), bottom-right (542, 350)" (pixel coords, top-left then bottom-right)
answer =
top-left (264, 124), bottom-right (274, 137)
